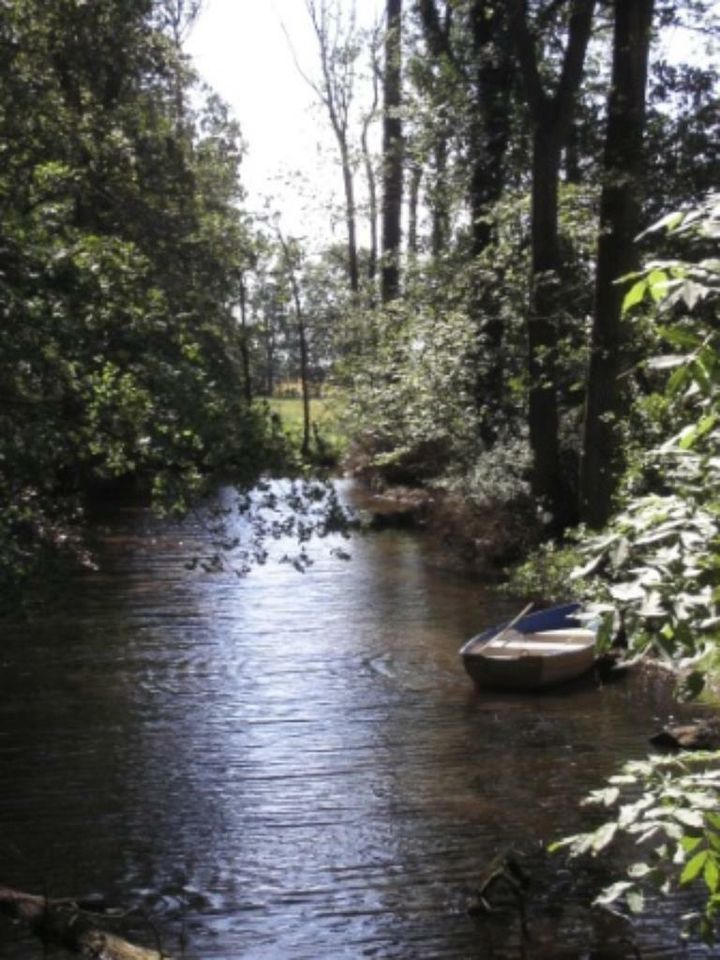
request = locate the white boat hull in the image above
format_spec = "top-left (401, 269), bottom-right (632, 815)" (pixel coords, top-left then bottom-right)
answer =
top-left (460, 628), bottom-right (597, 691)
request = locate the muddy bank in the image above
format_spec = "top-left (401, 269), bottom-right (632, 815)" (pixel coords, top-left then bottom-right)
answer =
top-left (352, 480), bottom-right (541, 575)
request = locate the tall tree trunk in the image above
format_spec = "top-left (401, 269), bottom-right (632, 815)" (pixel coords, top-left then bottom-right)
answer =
top-left (580, 0), bottom-right (654, 527)
top-left (238, 273), bottom-right (253, 403)
top-left (509, 0), bottom-right (595, 529)
top-left (430, 136), bottom-right (449, 256)
top-left (361, 96), bottom-right (379, 286)
top-left (276, 232), bottom-right (312, 458)
top-left (304, 0), bottom-right (360, 295)
top-left (407, 160), bottom-right (422, 256)
top-left (362, 23), bottom-right (381, 288)
top-left (264, 314), bottom-right (275, 397)
top-left (564, 118), bottom-right (583, 184)
top-left (467, 0), bottom-right (513, 445)
top-left (381, 0), bottom-right (403, 304)
top-left (527, 125), bottom-right (563, 512)
top-left (292, 286), bottom-right (312, 459)
top-left (416, 0), bottom-right (452, 258)
top-left (340, 142), bottom-right (361, 294)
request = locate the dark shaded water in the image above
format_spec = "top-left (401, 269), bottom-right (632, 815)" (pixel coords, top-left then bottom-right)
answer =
top-left (0, 483), bottom-right (714, 958)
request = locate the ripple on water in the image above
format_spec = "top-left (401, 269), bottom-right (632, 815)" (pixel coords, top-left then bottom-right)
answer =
top-left (0, 484), bottom-right (716, 959)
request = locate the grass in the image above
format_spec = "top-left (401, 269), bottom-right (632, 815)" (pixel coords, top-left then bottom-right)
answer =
top-left (262, 393), bottom-right (348, 463)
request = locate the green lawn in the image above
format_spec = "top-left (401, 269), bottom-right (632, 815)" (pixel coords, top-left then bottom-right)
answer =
top-left (262, 395), bottom-right (347, 461)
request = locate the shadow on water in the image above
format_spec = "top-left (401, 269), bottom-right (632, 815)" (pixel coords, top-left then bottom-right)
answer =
top-left (0, 481), bottom-right (717, 958)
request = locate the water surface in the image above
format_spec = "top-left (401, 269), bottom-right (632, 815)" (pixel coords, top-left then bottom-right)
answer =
top-left (0, 483), bottom-right (714, 958)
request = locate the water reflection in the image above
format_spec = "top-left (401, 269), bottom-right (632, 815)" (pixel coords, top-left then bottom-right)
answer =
top-left (0, 483), bottom-right (716, 958)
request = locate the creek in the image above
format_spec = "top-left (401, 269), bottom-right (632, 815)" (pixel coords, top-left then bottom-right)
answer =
top-left (0, 482), bottom-right (715, 958)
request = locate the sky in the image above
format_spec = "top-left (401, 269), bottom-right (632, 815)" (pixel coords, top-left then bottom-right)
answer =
top-left (184, 1), bottom-right (717, 243)
top-left (184, 0), bottom-right (379, 242)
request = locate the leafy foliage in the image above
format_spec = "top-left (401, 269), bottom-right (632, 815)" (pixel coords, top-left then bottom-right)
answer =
top-left (0, 0), bottom-right (275, 590)
top-left (548, 196), bottom-right (720, 942)
top-left (551, 753), bottom-right (720, 942)
top-left (345, 298), bottom-right (482, 482)
top-left (568, 195), bottom-right (720, 676)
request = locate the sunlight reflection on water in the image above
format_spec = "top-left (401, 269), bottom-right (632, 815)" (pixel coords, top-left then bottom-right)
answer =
top-left (0, 481), bottom-right (716, 958)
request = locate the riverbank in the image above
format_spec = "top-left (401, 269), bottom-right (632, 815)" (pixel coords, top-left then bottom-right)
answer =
top-left (351, 478), bottom-right (544, 578)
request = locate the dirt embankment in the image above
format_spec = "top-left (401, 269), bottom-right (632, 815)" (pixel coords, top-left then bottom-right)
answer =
top-left (356, 481), bottom-right (541, 575)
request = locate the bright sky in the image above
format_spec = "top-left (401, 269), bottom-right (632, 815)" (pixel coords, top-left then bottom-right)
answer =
top-left (185, 0), bottom-right (376, 242)
top-left (185, 2), bottom-right (717, 243)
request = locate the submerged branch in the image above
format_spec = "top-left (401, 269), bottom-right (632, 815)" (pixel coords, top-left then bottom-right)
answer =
top-left (0, 887), bottom-right (174, 960)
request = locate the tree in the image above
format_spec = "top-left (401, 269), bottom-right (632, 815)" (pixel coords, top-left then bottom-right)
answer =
top-left (0, 0), bottom-right (268, 586)
top-left (411, 1), bottom-right (515, 440)
top-left (508, 0), bottom-right (596, 528)
top-left (360, 21), bottom-right (382, 286)
top-left (154, 0), bottom-right (204, 47)
top-left (275, 229), bottom-right (313, 457)
top-left (413, 0), bottom-right (454, 257)
top-left (381, 0), bottom-right (404, 303)
top-left (579, 0), bottom-right (655, 528)
top-left (300, 0), bottom-right (362, 295)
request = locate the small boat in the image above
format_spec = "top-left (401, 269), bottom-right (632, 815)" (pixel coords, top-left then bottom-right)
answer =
top-left (459, 603), bottom-right (598, 691)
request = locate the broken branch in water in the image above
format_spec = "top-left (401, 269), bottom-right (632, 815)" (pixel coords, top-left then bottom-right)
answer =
top-left (0, 886), bottom-right (174, 960)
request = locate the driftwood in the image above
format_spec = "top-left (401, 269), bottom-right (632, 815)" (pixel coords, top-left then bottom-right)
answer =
top-left (0, 887), bottom-right (174, 960)
top-left (650, 717), bottom-right (720, 751)
top-left (468, 848), bottom-right (530, 916)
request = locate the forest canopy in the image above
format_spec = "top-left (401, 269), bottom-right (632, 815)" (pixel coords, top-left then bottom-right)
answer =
top-left (0, 0), bottom-right (284, 589)
top-left (0, 0), bottom-right (718, 601)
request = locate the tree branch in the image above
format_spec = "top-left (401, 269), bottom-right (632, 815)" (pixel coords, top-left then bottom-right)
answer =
top-left (508, 0), bottom-right (596, 128)
top-left (507, 0), bottom-right (550, 121)
top-left (0, 887), bottom-right (174, 960)
top-left (415, 0), bottom-right (466, 81)
top-left (555, 0), bottom-right (596, 127)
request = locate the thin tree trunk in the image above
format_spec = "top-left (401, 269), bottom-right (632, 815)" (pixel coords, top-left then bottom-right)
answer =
top-left (416, 0), bottom-right (452, 258)
top-left (264, 313), bottom-right (275, 397)
top-left (527, 126), bottom-right (564, 513)
top-left (340, 142), bottom-right (360, 293)
top-left (509, 0), bottom-right (595, 528)
top-left (302, 0), bottom-right (360, 295)
top-left (580, 0), bottom-right (654, 527)
top-left (430, 136), bottom-right (449, 256)
top-left (564, 118), bottom-right (583, 184)
top-left (467, 1), bottom-right (513, 444)
top-left (291, 280), bottom-right (312, 459)
top-left (238, 273), bottom-right (253, 403)
top-left (407, 160), bottom-right (422, 256)
top-left (361, 28), bottom-right (381, 285)
top-left (361, 121), bottom-right (379, 286)
top-left (381, 0), bottom-right (403, 304)
top-left (276, 232), bottom-right (312, 458)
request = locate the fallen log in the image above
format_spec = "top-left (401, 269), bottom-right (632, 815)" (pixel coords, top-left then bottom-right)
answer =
top-left (0, 886), bottom-right (174, 960)
top-left (649, 717), bottom-right (720, 751)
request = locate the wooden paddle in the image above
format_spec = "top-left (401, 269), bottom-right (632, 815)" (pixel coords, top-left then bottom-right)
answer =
top-left (494, 602), bottom-right (534, 647)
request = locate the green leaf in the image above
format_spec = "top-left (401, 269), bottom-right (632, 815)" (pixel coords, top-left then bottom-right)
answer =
top-left (704, 855), bottom-right (720, 894)
top-left (647, 269), bottom-right (670, 302)
top-left (594, 881), bottom-right (634, 906)
top-left (681, 850), bottom-right (709, 885)
top-left (639, 210), bottom-right (685, 238)
top-left (592, 821), bottom-right (619, 854)
top-left (666, 365), bottom-right (691, 396)
top-left (673, 808), bottom-right (705, 829)
top-left (657, 326), bottom-right (703, 350)
top-left (627, 889), bottom-right (646, 914)
top-left (646, 355), bottom-right (689, 371)
top-left (622, 278), bottom-right (648, 314)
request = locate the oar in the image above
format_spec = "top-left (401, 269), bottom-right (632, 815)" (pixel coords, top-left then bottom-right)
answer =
top-left (494, 602), bottom-right (534, 647)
